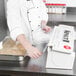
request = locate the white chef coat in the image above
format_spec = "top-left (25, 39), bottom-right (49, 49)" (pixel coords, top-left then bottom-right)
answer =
top-left (7, 0), bottom-right (50, 45)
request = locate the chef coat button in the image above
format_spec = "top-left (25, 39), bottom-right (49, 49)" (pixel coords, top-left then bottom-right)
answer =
top-left (38, 25), bottom-right (40, 26)
top-left (38, 16), bottom-right (40, 18)
top-left (32, 30), bottom-right (34, 32)
top-left (27, 0), bottom-right (30, 1)
top-left (37, 7), bottom-right (38, 8)
top-left (29, 21), bottom-right (31, 23)
top-left (27, 12), bottom-right (29, 13)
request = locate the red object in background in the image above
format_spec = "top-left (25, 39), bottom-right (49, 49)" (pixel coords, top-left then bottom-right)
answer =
top-left (45, 3), bottom-right (66, 6)
top-left (64, 45), bottom-right (71, 50)
top-left (43, 0), bottom-right (46, 3)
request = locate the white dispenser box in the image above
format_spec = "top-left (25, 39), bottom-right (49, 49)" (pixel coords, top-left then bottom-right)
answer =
top-left (46, 24), bottom-right (75, 69)
top-left (46, 47), bottom-right (75, 69)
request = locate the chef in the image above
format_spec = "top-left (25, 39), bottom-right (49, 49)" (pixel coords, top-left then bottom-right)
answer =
top-left (6, 0), bottom-right (51, 58)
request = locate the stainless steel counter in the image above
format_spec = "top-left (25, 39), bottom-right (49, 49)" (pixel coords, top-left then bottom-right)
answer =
top-left (48, 13), bottom-right (76, 23)
top-left (0, 42), bottom-right (75, 76)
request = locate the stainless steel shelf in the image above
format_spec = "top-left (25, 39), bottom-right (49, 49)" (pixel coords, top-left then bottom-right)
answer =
top-left (48, 13), bottom-right (76, 23)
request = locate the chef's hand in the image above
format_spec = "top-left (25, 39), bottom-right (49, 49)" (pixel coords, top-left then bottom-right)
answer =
top-left (42, 25), bottom-right (51, 33)
top-left (26, 45), bottom-right (43, 58)
top-left (41, 20), bottom-right (51, 33)
top-left (17, 34), bottom-right (43, 59)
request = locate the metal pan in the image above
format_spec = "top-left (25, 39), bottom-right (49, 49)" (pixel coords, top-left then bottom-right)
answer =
top-left (0, 54), bottom-right (24, 61)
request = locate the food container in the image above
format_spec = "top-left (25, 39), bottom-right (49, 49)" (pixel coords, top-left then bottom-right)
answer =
top-left (0, 36), bottom-right (26, 61)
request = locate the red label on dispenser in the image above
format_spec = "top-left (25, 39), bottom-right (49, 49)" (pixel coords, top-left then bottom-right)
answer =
top-left (64, 45), bottom-right (71, 50)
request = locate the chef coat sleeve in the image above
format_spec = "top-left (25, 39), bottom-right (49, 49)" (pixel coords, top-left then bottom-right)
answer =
top-left (6, 0), bottom-right (25, 41)
top-left (40, 2), bottom-right (48, 22)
